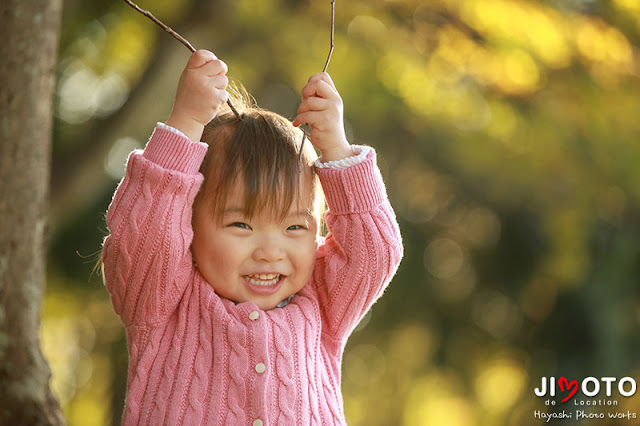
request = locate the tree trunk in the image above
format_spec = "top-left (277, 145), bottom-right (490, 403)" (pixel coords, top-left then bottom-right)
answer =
top-left (0, 0), bottom-right (66, 424)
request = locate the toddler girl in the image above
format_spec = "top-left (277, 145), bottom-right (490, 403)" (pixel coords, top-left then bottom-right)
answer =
top-left (102, 50), bottom-right (403, 425)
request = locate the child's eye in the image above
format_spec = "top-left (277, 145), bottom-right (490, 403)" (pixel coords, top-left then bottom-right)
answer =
top-left (230, 222), bottom-right (251, 230)
top-left (287, 224), bottom-right (307, 231)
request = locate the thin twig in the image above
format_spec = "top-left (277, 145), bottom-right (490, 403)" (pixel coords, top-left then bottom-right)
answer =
top-left (301, 0), bottom-right (337, 159)
top-left (123, 0), bottom-right (241, 119)
top-left (322, 0), bottom-right (336, 73)
top-left (123, 0), bottom-right (196, 52)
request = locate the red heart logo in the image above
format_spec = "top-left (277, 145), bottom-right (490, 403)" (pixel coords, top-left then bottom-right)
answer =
top-left (558, 377), bottom-right (579, 402)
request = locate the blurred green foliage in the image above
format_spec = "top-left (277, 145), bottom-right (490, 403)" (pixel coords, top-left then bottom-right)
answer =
top-left (46, 0), bottom-right (640, 424)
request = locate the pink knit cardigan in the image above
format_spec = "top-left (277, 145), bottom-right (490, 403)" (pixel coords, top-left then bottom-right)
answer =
top-left (102, 126), bottom-right (403, 425)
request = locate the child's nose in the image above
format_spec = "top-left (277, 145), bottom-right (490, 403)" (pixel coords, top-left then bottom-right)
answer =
top-left (252, 240), bottom-right (285, 262)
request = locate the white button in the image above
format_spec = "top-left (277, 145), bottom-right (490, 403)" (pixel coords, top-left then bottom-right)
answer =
top-left (255, 363), bottom-right (266, 374)
top-left (253, 420), bottom-right (263, 426)
top-left (249, 311), bottom-right (260, 321)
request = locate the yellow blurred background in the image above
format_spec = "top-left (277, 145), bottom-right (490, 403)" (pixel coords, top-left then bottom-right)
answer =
top-left (46, 0), bottom-right (640, 424)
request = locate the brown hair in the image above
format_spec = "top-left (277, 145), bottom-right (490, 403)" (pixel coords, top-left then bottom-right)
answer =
top-left (194, 87), bottom-right (324, 228)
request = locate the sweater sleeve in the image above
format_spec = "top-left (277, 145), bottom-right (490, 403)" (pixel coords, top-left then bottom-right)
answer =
top-left (312, 147), bottom-right (403, 342)
top-left (102, 126), bottom-right (207, 327)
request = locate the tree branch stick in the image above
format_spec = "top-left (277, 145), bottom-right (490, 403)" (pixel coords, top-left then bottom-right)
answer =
top-left (301, 0), bottom-right (337, 159)
top-left (123, 0), bottom-right (241, 119)
top-left (322, 0), bottom-right (336, 73)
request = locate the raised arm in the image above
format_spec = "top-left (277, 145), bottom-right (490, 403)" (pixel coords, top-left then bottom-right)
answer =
top-left (294, 73), bottom-right (403, 340)
top-left (102, 50), bottom-right (229, 327)
top-left (313, 149), bottom-right (403, 341)
top-left (102, 127), bottom-right (206, 327)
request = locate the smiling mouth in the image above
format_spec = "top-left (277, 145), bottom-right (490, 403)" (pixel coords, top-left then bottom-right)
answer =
top-left (243, 273), bottom-right (283, 286)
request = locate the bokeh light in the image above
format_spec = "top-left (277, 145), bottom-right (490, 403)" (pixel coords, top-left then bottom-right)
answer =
top-left (41, 0), bottom-right (640, 424)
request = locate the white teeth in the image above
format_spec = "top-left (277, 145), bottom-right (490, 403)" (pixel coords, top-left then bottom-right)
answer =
top-left (258, 273), bottom-right (278, 280)
top-left (244, 274), bottom-right (281, 286)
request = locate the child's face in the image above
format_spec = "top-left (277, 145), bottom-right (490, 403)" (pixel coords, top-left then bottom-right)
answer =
top-left (192, 175), bottom-right (319, 311)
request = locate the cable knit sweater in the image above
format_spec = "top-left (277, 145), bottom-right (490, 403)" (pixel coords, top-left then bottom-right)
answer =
top-left (102, 126), bottom-right (403, 425)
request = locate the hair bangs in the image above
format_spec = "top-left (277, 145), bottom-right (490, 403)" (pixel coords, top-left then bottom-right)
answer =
top-left (222, 113), bottom-right (303, 222)
top-left (195, 96), bottom-right (321, 227)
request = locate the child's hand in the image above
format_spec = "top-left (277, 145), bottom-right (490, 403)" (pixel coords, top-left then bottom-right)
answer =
top-left (292, 73), bottom-right (352, 162)
top-left (166, 50), bottom-right (229, 142)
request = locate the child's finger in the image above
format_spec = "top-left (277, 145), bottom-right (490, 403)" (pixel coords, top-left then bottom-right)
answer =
top-left (292, 110), bottom-right (323, 128)
top-left (302, 78), bottom-right (339, 101)
top-left (292, 100), bottom-right (313, 126)
top-left (296, 96), bottom-right (331, 115)
top-left (187, 49), bottom-right (218, 69)
top-left (214, 87), bottom-right (229, 105)
top-left (292, 104), bottom-right (335, 128)
top-left (301, 79), bottom-right (332, 99)
top-left (307, 72), bottom-right (335, 85)
top-left (201, 59), bottom-right (228, 77)
top-left (306, 72), bottom-right (338, 91)
top-left (210, 74), bottom-right (229, 90)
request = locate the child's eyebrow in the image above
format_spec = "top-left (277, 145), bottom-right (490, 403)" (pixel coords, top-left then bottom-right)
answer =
top-left (289, 210), bottom-right (313, 218)
top-left (287, 209), bottom-right (311, 216)
top-left (221, 207), bottom-right (313, 220)
top-left (222, 207), bottom-right (245, 215)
